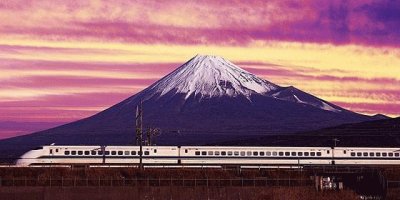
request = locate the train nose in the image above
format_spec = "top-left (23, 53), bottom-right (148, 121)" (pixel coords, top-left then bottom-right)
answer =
top-left (15, 158), bottom-right (31, 166)
top-left (15, 149), bottom-right (43, 166)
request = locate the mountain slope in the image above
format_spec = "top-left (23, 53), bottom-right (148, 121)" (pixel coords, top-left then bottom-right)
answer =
top-left (221, 117), bottom-right (400, 147)
top-left (0, 55), bottom-right (378, 161)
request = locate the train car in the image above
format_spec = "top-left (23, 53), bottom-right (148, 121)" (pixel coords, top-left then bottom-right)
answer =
top-left (333, 147), bottom-right (400, 165)
top-left (15, 145), bottom-right (400, 167)
top-left (16, 145), bottom-right (179, 166)
top-left (179, 146), bottom-right (333, 166)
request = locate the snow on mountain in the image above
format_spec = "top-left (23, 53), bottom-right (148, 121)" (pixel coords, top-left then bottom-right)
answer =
top-left (270, 86), bottom-right (343, 113)
top-left (136, 54), bottom-right (343, 113)
top-left (141, 55), bottom-right (279, 100)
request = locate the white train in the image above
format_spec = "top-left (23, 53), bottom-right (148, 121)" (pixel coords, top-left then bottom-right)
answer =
top-left (15, 145), bottom-right (400, 167)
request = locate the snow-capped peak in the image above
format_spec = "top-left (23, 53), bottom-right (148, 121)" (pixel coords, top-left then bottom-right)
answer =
top-left (131, 55), bottom-right (344, 113)
top-left (144, 54), bottom-right (279, 99)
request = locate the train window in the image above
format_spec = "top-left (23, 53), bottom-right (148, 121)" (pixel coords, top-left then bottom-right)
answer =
top-left (376, 152), bottom-right (381, 156)
top-left (266, 152), bottom-right (271, 156)
top-left (317, 152), bottom-right (322, 156)
top-left (363, 152), bottom-right (368, 156)
top-left (240, 151), bottom-right (245, 156)
top-left (215, 151), bottom-right (220, 156)
top-left (154, 149), bottom-right (157, 154)
top-left (125, 151), bottom-right (129, 155)
top-left (310, 152), bottom-right (315, 156)
top-left (144, 151), bottom-right (150, 155)
top-left (118, 151), bottom-right (123, 155)
top-left (351, 152), bottom-right (355, 156)
top-left (395, 153), bottom-right (399, 157)
top-left (253, 152), bottom-right (258, 156)
top-left (298, 152), bottom-right (303, 156)
top-left (356, 153), bottom-right (361, 156)
top-left (260, 152), bottom-right (265, 156)
top-left (105, 151), bottom-right (110, 155)
top-left (327, 150), bottom-right (330, 154)
top-left (71, 151), bottom-right (76, 155)
top-left (304, 152), bottom-right (309, 156)
top-left (228, 151), bottom-right (233, 156)
top-left (285, 152), bottom-right (290, 156)
top-left (50, 149), bottom-right (53, 154)
top-left (389, 153), bottom-right (394, 157)
top-left (65, 151), bottom-right (70, 155)
top-left (111, 151), bottom-right (116, 155)
top-left (247, 151), bottom-right (252, 156)
top-left (291, 152), bottom-right (296, 156)
top-left (195, 151), bottom-right (200, 156)
top-left (208, 151), bottom-right (214, 155)
top-left (234, 151), bottom-right (239, 156)
top-left (91, 151), bottom-right (96, 155)
top-left (279, 152), bottom-right (284, 156)
top-left (131, 151), bottom-right (136, 155)
top-left (201, 151), bottom-right (207, 156)
top-left (84, 151), bottom-right (90, 155)
top-left (343, 150), bottom-right (347, 154)
top-left (221, 151), bottom-right (226, 156)
top-left (78, 151), bottom-right (83, 155)
top-left (382, 153), bottom-right (387, 157)
top-left (272, 152), bottom-right (277, 156)
top-left (369, 152), bottom-right (374, 156)
top-left (56, 149), bottom-right (59, 153)
top-left (185, 149), bottom-right (188, 153)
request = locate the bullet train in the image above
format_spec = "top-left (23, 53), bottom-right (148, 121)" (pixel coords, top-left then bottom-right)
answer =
top-left (15, 145), bottom-right (400, 167)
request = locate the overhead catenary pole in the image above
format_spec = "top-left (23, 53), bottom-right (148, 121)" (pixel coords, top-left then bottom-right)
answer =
top-left (146, 128), bottom-right (151, 146)
top-left (333, 138), bottom-right (339, 147)
top-left (136, 100), bottom-right (143, 169)
top-left (145, 127), bottom-right (161, 146)
top-left (331, 138), bottom-right (339, 165)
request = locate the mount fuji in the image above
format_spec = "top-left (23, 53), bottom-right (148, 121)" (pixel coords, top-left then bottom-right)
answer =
top-left (0, 55), bottom-right (379, 160)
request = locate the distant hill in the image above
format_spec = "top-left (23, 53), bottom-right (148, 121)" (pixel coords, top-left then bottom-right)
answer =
top-left (219, 117), bottom-right (400, 147)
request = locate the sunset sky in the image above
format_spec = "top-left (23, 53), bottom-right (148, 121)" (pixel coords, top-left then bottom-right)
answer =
top-left (0, 0), bottom-right (399, 139)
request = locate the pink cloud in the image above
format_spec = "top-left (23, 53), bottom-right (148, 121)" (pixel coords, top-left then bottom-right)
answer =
top-left (0, 92), bottom-right (134, 109)
top-left (0, 76), bottom-right (157, 89)
top-left (242, 64), bottom-right (400, 87)
top-left (0, 121), bottom-right (66, 139)
top-left (332, 101), bottom-right (400, 116)
top-left (0, 59), bottom-right (179, 74)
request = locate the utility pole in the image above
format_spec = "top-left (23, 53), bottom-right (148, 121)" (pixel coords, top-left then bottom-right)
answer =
top-left (146, 128), bottom-right (160, 146)
top-left (136, 100), bottom-right (143, 169)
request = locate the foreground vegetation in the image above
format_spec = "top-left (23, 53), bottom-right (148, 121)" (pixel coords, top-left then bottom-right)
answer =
top-left (1, 167), bottom-right (400, 199)
top-left (0, 186), bottom-right (359, 200)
